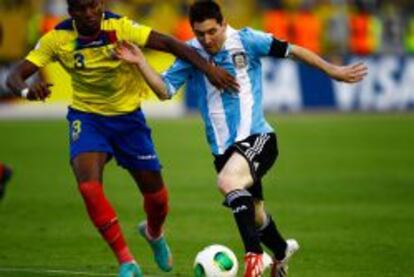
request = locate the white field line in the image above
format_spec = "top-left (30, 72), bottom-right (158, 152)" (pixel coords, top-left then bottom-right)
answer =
top-left (0, 267), bottom-right (161, 276)
top-left (0, 267), bottom-right (161, 277)
top-left (0, 267), bottom-right (162, 277)
top-left (0, 267), bottom-right (116, 276)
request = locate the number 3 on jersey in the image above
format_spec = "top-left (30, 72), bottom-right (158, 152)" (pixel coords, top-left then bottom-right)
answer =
top-left (71, 120), bottom-right (82, 141)
top-left (74, 53), bottom-right (85, 69)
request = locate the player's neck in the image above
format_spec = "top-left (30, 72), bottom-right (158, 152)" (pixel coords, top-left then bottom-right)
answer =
top-left (72, 19), bottom-right (102, 40)
top-left (78, 30), bottom-right (102, 40)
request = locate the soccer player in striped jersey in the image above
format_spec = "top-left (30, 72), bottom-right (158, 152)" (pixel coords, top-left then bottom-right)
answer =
top-left (6, 1), bottom-right (238, 276)
top-left (115, 1), bottom-right (368, 276)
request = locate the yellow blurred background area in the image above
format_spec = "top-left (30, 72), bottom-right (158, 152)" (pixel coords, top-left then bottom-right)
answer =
top-left (2, 0), bottom-right (413, 61)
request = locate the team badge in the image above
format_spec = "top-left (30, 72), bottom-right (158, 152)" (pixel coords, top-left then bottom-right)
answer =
top-left (232, 52), bottom-right (248, 69)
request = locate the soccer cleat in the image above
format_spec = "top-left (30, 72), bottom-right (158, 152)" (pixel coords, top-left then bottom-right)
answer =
top-left (118, 261), bottom-right (142, 277)
top-left (244, 252), bottom-right (265, 277)
top-left (271, 239), bottom-right (300, 277)
top-left (138, 221), bottom-right (173, 272)
top-left (0, 166), bottom-right (12, 200)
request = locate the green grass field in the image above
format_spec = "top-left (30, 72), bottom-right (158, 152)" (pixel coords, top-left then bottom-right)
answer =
top-left (0, 113), bottom-right (413, 276)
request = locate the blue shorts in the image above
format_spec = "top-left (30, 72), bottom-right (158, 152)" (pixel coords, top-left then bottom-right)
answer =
top-left (66, 107), bottom-right (161, 171)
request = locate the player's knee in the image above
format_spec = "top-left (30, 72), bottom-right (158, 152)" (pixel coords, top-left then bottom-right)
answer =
top-left (72, 166), bottom-right (102, 184)
top-left (132, 170), bottom-right (164, 194)
top-left (217, 173), bottom-right (238, 195)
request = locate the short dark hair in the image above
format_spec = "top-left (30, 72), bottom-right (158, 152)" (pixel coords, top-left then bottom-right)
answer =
top-left (66, 0), bottom-right (79, 7)
top-left (66, 0), bottom-right (96, 10)
top-left (189, 1), bottom-right (223, 26)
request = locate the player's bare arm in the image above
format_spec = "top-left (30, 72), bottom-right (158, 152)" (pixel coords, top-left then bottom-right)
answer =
top-left (145, 31), bottom-right (239, 91)
top-left (6, 60), bottom-right (53, 101)
top-left (115, 41), bottom-right (170, 100)
top-left (289, 44), bottom-right (368, 83)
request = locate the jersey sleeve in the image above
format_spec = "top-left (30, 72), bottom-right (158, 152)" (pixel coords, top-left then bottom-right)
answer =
top-left (119, 17), bottom-right (152, 47)
top-left (25, 31), bottom-right (57, 67)
top-left (162, 58), bottom-right (193, 97)
top-left (240, 28), bottom-right (290, 58)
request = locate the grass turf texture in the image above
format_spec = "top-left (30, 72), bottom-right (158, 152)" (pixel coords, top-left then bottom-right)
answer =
top-left (0, 113), bottom-right (413, 276)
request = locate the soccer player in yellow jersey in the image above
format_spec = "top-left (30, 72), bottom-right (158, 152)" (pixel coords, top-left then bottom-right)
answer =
top-left (6, 1), bottom-right (238, 276)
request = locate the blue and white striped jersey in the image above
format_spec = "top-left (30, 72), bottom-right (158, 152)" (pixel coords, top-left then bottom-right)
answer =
top-left (162, 26), bottom-right (290, 155)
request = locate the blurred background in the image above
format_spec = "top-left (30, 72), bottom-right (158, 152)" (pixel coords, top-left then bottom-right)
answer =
top-left (1, 0), bottom-right (414, 116)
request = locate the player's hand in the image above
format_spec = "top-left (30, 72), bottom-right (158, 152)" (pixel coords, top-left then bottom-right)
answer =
top-left (206, 65), bottom-right (239, 92)
top-left (114, 41), bottom-right (145, 65)
top-left (27, 82), bottom-right (53, 101)
top-left (328, 62), bottom-right (368, 83)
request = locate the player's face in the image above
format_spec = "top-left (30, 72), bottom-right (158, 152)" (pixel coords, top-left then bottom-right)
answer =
top-left (69, 0), bottom-right (103, 37)
top-left (193, 19), bottom-right (227, 55)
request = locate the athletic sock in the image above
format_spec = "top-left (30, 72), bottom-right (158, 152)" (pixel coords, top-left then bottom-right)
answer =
top-left (78, 181), bottom-right (134, 264)
top-left (257, 214), bottom-right (287, 260)
top-left (143, 186), bottom-right (169, 239)
top-left (225, 190), bottom-right (263, 254)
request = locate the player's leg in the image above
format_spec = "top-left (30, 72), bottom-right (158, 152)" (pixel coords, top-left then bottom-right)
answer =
top-left (256, 203), bottom-right (299, 277)
top-left (254, 200), bottom-right (300, 277)
top-left (247, 133), bottom-right (299, 276)
top-left (110, 108), bottom-right (172, 272)
top-left (217, 152), bottom-right (264, 277)
top-left (217, 133), bottom-right (285, 276)
top-left (67, 108), bottom-right (140, 276)
top-left (254, 200), bottom-right (288, 261)
top-left (0, 163), bottom-right (13, 200)
top-left (72, 153), bottom-right (138, 268)
top-left (254, 202), bottom-right (300, 275)
top-left (130, 170), bottom-right (168, 239)
top-left (129, 170), bottom-right (172, 272)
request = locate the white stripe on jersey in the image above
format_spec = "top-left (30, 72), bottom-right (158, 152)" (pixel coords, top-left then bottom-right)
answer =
top-left (204, 75), bottom-right (229, 154)
top-left (225, 28), bottom-right (254, 142)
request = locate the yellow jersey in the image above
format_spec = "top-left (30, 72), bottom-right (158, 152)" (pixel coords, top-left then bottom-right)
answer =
top-left (26, 11), bottom-right (152, 115)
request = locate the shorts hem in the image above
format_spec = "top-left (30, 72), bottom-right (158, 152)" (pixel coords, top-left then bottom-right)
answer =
top-left (70, 150), bottom-right (113, 163)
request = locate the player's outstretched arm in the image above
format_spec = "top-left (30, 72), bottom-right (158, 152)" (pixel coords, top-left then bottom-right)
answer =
top-left (289, 44), bottom-right (368, 83)
top-left (6, 61), bottom-right (53, 101)
top-left (115, 41), bottom-right (170, 100)
top-left (144, 31), bottom-right (239, 91)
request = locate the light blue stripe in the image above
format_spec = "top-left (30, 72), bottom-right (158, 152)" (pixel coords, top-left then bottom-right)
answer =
top-left (239, 30), bottom-right (274, 134)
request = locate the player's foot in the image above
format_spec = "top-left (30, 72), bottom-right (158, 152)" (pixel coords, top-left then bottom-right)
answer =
top-left (244, 252), bottom-right (265, 277)
top-left (0, 166), bottom-right (12, 200)
top-left (271, 239), bottom-right (300, 277)
top-left (138, 221), bottom-right (173, 272)
top-left (118, 261), bottom-right (142, 277)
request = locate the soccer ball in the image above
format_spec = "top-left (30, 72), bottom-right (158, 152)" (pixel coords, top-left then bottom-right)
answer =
top-left (193, 244), bottom-right (239, 277)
